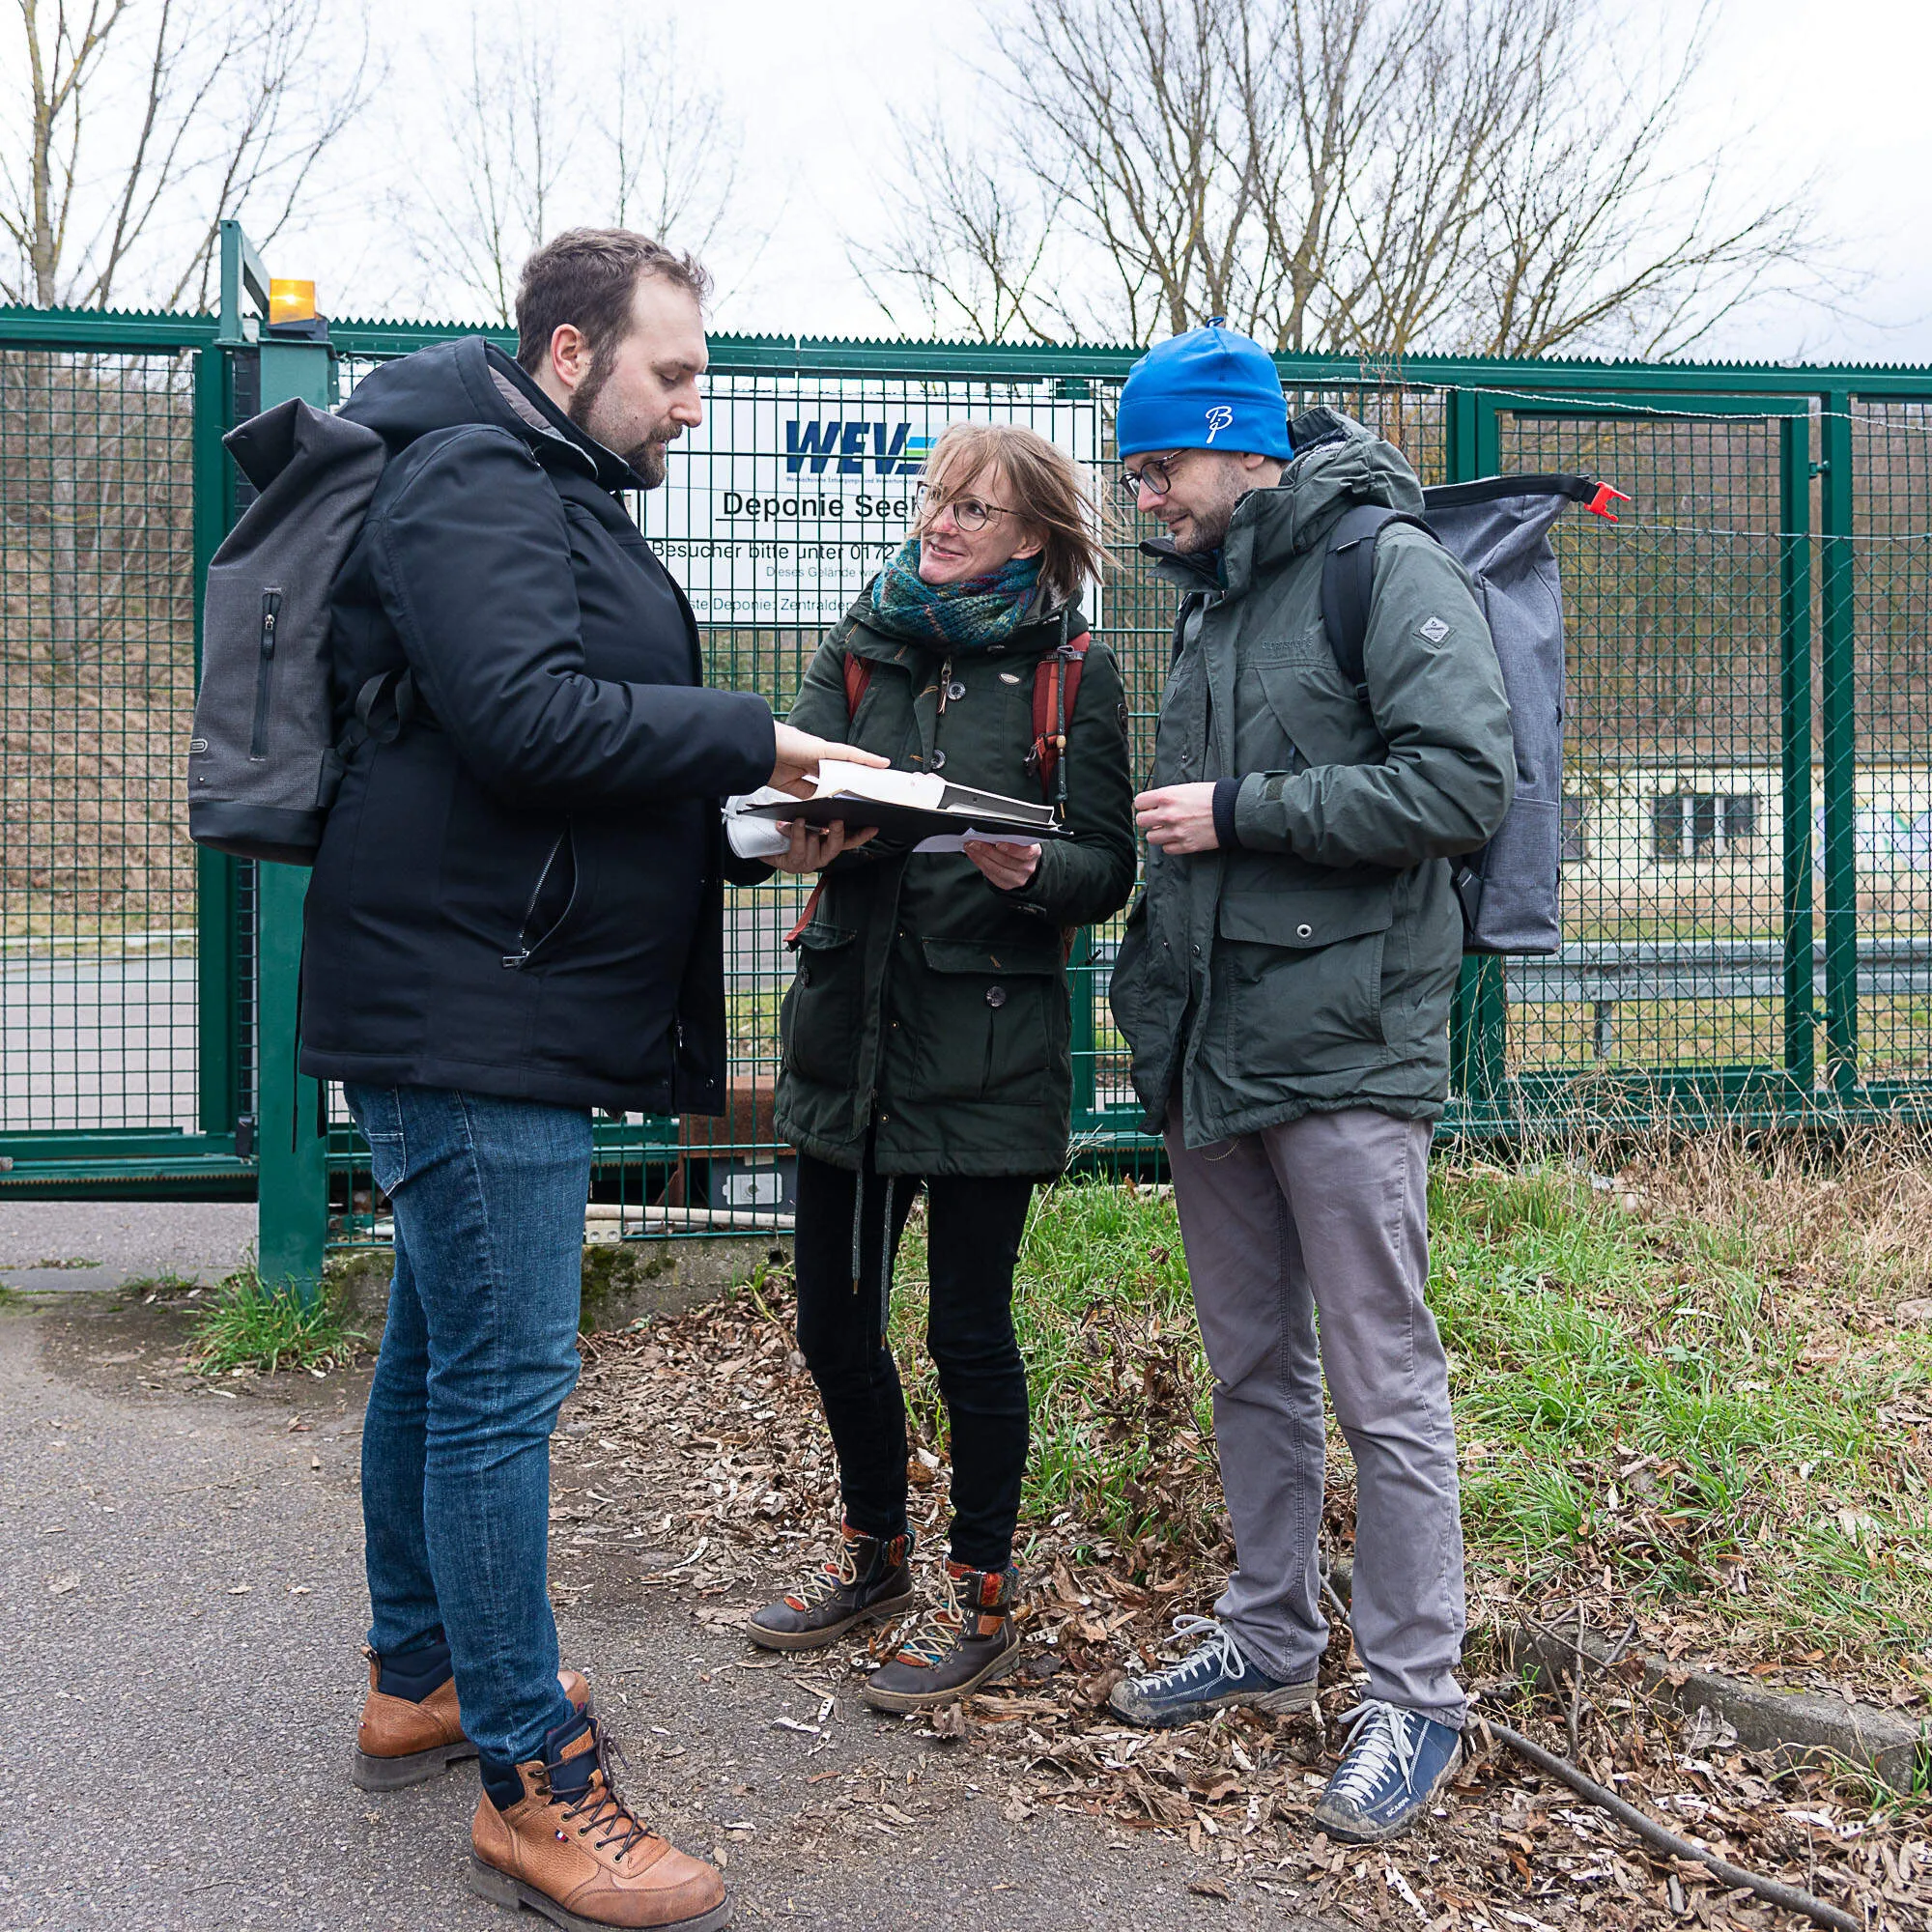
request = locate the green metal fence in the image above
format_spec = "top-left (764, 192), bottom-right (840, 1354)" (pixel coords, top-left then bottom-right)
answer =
top-left (6, 230), bottom-right (1932, 1285)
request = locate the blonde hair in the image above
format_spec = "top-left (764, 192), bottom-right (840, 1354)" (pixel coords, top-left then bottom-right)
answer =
top-left (914, 422), bottom-right (1111, 610)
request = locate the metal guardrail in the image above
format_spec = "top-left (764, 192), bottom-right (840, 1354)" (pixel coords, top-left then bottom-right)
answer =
top-left (1507, 937), bottom-right (1932, 1060)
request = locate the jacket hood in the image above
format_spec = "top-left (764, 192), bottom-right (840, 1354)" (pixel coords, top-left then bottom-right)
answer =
top-left (338, 336), bottom-right (642, 494)
top-left (1145, 412), bottom-right (1425, 597)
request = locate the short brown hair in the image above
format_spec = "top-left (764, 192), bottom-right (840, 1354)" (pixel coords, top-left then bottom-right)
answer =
top-left (915, 422), bottom-right (1113, 610)
top-left (514, 228), bottom-right (712, 376)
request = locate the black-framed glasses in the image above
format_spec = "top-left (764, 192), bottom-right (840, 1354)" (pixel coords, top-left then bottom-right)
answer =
top-left (912, 482), bottom-right (1017, 533)
top-left (1116, 450), bottom-right (1187, 505)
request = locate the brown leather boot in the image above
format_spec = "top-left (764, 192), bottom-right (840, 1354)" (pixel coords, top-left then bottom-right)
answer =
top-left (352, 1651), bottom-right (591, 1791)
top-left (469, 1715), bottom-right (729, 1931)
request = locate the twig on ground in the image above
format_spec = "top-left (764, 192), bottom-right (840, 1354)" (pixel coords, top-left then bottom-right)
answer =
top-left (1484, 1716), bottom-right (1863, 1932)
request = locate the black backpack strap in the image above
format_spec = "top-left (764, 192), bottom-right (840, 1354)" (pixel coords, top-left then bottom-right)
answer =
top-left (1320, 504), bottom-right (1437, 699)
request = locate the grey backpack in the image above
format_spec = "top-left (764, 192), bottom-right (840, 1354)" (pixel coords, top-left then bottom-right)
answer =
top-left (187, 396), bottom-right (404, 865)
top-left (1320, 469), bottom-right (1622, 955)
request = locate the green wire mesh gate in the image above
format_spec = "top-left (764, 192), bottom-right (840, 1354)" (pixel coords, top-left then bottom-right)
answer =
top-left (6, 247), bottom-right (1932, 1280)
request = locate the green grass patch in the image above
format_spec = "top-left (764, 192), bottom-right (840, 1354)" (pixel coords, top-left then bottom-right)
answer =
top-left (185, 1264), bottom-right (366, 1377)
top-left (883, 1156), bottom-right (1932, 1670)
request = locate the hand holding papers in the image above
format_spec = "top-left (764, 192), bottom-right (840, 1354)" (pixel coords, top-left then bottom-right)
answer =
top-left (737, 759), bottom-right (1066, 845)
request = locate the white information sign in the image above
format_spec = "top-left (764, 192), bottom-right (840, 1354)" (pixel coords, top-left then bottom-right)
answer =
top-left (642, 384), bottom-right (1101, 628)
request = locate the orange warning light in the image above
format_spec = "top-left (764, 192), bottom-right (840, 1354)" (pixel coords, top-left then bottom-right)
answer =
top-left (269, 278), bottom-right (317, 325)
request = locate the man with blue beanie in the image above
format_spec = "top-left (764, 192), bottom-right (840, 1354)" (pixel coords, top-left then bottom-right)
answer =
top-left (1106, 322), bottom-right (1515, 1843)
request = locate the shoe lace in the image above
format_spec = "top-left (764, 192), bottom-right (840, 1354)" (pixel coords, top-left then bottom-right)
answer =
top-left (788, 1538), bottom-right (864, 1612)
top-left (544, 1721), bottom-right (655, 1863)
top-left (893, 1566), bottom-right (966, 1668)
top-left (1137, 1615), bottom-right (1245, 1694)
top-left (1325, 1700), bottom-right (1419, 1807)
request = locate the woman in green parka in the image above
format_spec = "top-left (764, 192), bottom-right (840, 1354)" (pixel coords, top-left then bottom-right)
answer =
top-left (745, 422), bottom-right (1137, 1708)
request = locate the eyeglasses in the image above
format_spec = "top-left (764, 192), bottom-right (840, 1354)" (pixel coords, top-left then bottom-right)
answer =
top-left (1116, 450), bottom-right (1188, 506)
top-left (912, 483), bottom-right (1018, 534)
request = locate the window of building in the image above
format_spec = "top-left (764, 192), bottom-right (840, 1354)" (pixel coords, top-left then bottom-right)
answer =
top-left (1652, 790), bottom-right (1761, 861)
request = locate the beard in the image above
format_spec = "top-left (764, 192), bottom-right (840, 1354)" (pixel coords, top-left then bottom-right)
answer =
top-left (566, 348), bottom-right (677, 485)
top-left (1169, 469), bottom-right (1251, 553)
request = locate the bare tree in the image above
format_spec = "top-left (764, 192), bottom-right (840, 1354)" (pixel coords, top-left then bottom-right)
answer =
top-left (1, 0), bottom-right (374, 310)
top-left (856, 0), bottom-right (1829, 357)
top-left (406, 6), bottom-right (752, 327)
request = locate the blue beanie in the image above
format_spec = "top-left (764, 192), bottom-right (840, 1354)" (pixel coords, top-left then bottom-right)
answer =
top-left (1116, 319), bottom-right (1292, 460)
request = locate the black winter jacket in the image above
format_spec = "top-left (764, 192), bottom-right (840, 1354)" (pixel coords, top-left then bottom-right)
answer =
top-left (298, 338), bottom-right (777, 1114)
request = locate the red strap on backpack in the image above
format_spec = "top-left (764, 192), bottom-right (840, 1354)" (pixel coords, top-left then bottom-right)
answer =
top-left (1026, 632), bottom-right (1090, 813)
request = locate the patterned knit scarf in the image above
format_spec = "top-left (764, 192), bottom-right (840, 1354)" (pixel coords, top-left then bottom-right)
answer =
top-left (867, 537), bottom-right (1044, 650)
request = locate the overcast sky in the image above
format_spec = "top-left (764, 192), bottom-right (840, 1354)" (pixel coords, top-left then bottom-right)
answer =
top-left (287, 0), bottom-right (1932, 364)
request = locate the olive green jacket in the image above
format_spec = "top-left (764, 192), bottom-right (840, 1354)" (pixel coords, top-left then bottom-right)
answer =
top-left (1109, 421), bottom-right (1515, 1149)
top-left (774, 591), bottom-right (1137, 1176)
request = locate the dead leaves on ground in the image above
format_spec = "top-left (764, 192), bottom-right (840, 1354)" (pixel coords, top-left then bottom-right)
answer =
top-left (555, 1280), bottom-right (1931, 1930)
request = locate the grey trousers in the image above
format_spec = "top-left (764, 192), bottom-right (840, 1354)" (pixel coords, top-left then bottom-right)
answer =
top-left (1164, 1103), bottom-right (1467, 1728)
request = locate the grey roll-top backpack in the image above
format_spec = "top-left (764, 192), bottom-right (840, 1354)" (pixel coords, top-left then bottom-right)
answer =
top-left (1314, 436), bottom-right (1622, 956)
top-left (186, 395), bottom-right (407, 865)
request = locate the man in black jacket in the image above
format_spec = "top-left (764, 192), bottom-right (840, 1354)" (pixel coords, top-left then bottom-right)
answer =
top-left (304, 230), bottom-right (870, 1930)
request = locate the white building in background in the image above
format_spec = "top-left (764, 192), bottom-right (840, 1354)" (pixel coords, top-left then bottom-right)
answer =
top-left (1561, 765), bottom-right (1932, 889)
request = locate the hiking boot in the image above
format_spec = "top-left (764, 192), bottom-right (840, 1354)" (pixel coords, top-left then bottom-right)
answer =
top-left (1107, 1616), bottom-right (1318, 1729)
top-left (469, 1712), bottom-right (729, 1931)
top-left (861, 1559), bottom-right (1020, 1711)
top-left (747, 1521), bottom-right (917, 1653)
top-left (351, 1639), bottom-right (591, 1791)
top-left (1311, 1699), bottom-right (1463, 1843)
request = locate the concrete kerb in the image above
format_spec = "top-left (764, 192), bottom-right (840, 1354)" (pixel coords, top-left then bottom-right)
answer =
top-left (1500, 1622), bottom-right (1929, 1796)
top-left (327, 1233), bottom-right (794, 1335)
top-left (1324, 1560), bottom-right (1928, 1795)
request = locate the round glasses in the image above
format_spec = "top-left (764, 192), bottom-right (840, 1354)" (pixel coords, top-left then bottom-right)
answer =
top-left (1116, 451), bottom-right (1185, 506)
top-left (912, 483), bottom-right (1018, 533)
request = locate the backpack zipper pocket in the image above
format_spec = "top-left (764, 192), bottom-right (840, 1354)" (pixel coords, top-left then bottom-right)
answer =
top-left (248, 588), bottom-right (282, 760)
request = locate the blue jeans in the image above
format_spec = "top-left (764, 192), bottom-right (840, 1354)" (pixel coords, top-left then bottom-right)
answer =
top-left (347, 1083), bottom-right (591, 1764)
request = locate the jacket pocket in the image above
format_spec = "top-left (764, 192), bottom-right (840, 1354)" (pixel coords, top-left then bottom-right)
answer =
top-left (1213, 883), bottom-right (1394, 1076)
top-left (780, 923), bottom-right (863, 1087)
top-left (502, 827), bottom-right (581, 971)
top-left (913, 938), bottom-right (1065, 1103)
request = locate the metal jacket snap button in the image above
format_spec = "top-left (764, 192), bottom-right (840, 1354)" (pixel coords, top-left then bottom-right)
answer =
top-left (985, 985), bottom-right (1008, 1008)
top-left (1296, 923), bottom-right (1313, 938)
top-left (948, 681), bottom-right (966, 701)
top-left (930, 750), bottom-right (947, 770)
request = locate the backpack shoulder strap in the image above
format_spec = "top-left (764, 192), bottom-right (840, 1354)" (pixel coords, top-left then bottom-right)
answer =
top-left (1321, 504), bottom-right (1435, 697)
top-left (841, 651), bottom-right (874, 717)
top-left (1027, 629), bottom-right (1091, 810)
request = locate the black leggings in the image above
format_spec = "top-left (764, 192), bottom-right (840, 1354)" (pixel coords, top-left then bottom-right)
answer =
top-left (791, 1150), bottom-right (1035, 1572)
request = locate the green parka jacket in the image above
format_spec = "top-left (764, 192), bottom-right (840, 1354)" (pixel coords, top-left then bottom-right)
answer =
top-left (1109, 421), bottom-right (1516, 1149)
top-left (774, 590), bottom-right (1138, 1177)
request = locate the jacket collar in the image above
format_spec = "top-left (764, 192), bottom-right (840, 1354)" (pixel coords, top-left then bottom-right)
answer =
top-left (467, 341), bottom-right (646, 494)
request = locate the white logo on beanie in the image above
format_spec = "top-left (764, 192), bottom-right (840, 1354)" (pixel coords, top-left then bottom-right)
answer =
top-left (1205, 406), bottom-right (1235, 443)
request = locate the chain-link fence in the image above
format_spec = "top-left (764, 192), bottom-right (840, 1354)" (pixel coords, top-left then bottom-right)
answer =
top-left (4, 302), bottom-right (1930, 1251)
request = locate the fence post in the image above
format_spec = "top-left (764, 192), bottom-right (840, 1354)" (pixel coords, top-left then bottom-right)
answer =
top-left (192, 348), bottom-right (239, 1139)
top-left (252, 335), bottom-right (331, 1297)
top-left (1818, 392), bottom-right (1859, 1103)
top-left (1444, 387), bottom-right (1510, 1129)
top-left (1778, 412), bottom-right (1817, 1098)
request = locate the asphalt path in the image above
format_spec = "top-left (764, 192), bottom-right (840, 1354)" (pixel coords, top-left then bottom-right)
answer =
top-left (0, 1293), bottom-right (1346, 1932)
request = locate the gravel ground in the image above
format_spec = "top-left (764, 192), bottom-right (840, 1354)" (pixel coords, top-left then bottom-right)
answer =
top-left (0, 1200), bottom-right (258, 1293)
top-left (0, 1291), bottom-right (1340, 1932)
